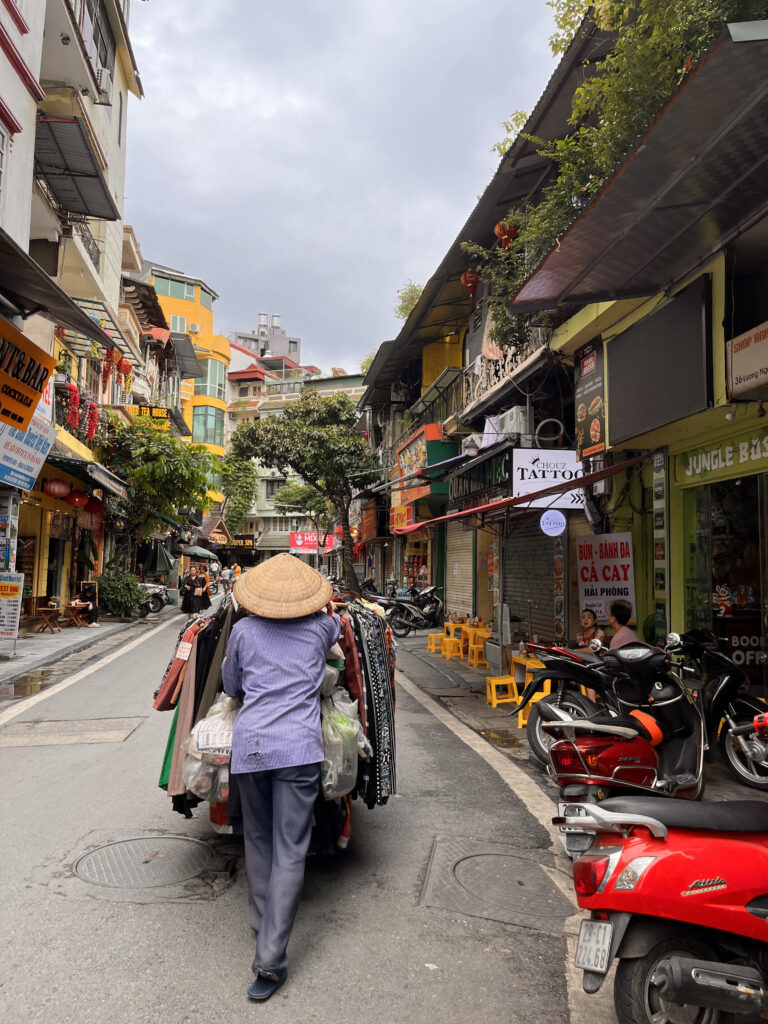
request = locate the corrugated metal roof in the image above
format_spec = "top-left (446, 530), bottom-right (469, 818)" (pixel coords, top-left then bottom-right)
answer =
top-left (511, 21), bottom-right (768, 312)
top-left (35, 115), bottom-right (120, 221)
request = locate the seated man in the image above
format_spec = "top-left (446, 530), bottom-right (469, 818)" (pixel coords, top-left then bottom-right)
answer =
top-left (77, 582), bottom-right (99, 627)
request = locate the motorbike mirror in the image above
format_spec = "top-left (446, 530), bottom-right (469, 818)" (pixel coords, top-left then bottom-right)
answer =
top-left (588, 638), bottom-right (604, 653)
top-left (665, 632), bottom-right (681, 648)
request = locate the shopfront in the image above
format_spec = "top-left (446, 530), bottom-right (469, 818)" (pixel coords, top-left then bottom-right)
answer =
top-left (674, 425), bottom-right (768, 690)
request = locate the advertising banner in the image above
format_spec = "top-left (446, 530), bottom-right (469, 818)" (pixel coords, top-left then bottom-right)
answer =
top-left (289, 531), bottom-right (334, 554)
top-left (510, 448), bottom-right (586, 509)
top-left (0, 572), bottom-right (24, 639)
top-left (727, 319), bottom-right (768, 399)
top-left (576, 532), bottom-right (636, 622)
top-left (574, 339), bottom-right (606, 461)
top-left (0, 414), bottom-right (56, 491)
top-left (0, 317), bottom-right (56, 430)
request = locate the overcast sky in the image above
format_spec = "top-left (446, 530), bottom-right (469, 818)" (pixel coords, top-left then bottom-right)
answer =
top-left (124, 1), bottom-right (558, 374)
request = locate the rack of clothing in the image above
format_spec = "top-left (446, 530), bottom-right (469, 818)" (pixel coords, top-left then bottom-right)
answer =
top-left (154, 598), bottom-right (397, 847)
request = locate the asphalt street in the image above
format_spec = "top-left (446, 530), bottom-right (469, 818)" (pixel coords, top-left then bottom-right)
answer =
top-left (0, 618), bottom-right (614, 1024)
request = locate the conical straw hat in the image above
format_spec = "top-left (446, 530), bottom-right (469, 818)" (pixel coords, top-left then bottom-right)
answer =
top-left (233, 553), bottom-right (333, 618)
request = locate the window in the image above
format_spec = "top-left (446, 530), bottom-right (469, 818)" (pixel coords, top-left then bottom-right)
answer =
top-left (194, 359), bottom-right (225, 400)
top-left (289, 340), bottom-right (298, 353)
top-left (153, 276), bottom-right (195, 301)
top-left (184, 282), bottom-right (195, 300)
top-left (82, 0), bottom-right (116, 74)
top-left (0, 126), bottom-right (8, 204)
top-left (200, 289), bottom-right (213, 310)
top-left (265, 478), bottom-right (286, 500)
top-left (238, 385), bottom-right (249, 398)
top-left (170, 314), bottom-right (187, 333)
top-left (192, 406), bottom-right (224, 446)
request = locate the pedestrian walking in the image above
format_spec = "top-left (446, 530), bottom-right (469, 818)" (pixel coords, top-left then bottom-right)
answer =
top-left (222, 553), bottom-right (340, 1001)
top-left (180, 565), bottom-right (209, 618)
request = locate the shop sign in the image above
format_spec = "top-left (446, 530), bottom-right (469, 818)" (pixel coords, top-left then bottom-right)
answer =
top-left (361, 502), bottom-right (377, 542)
top-left (289, 531), bottom-right (334, 554)
top-left (577, 532), bottom-right (636, 622)
top-left (209, 530), bottom-right (229, 544)
top-left (389, 505), bottom-right (413, 531)
top-left (396, 423), bottom-right (457, 505)
top-left (511, 448), bottom-right (586, 509)
top-left (0, 318), bottom-right (56, 430)
top-left (77, 508), bottom-right (101, 531)
top-left (450, 448), bottom-right (512, 503)
top-left (232, 536), bottom-right (254, 547)
top-left (0, 571), bottom-right (24, 639)
top-left (540, 510), bottom-right (566, 536)
top-left (36, 376), bottom-right (53, 423)
top-left (125, 405), bottom-right (171, 431)
top-left (727, 319), bottom-right (768, 399)
top-left (0, 413), bottom-right (56, 491)
top-left (574, 339), bottom-right (606, 461)
top-left (676, 427), bottom-right (768, 484)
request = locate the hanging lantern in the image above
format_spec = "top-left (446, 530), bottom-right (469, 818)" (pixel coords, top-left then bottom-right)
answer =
top-left (43, 479), bottom-right (70, 499)
top-left (65, 490), bottom-right (89, 508)
top-left (85, 496), bottom-right (104, 515)
top-left (493, 222), bottom-right (519, 250)
top-left (460, 269), bottom-right (480, 303)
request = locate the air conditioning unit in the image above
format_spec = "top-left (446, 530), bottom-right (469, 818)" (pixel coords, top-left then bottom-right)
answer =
top-left (188, 323), bottom-right (200, 333)
top-left (390, 382), bottom-right (407, 403)
top-left (95, 67), bottom-right (113, 103)
top-left (497, 405), bottom-right (531, 439)
top-left (461, 432), bottom-right (483, 455)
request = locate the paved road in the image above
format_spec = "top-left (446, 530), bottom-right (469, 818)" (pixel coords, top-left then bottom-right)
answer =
top-left (0, 618), bottom-right (584, 1024)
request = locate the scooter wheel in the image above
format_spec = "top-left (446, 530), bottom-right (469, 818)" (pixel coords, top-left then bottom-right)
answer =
top-left (720, 718), bottom-right (768, 790)
top-left (148, 596), bottom-right (164, 614)
top-left (614, 935), bottom-right (718, 1024)
top-left (388, 610), bottom-right (412, 638)
top-left (138, 602), bottom-right (150, 618)
top-left (526, 691), bottom-right (597, 766)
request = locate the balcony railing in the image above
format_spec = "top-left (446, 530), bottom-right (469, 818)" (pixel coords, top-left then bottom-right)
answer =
top-left (75, 220), bottom-right (101, 271)
top-left (461, 327), bottom-right (551, 418)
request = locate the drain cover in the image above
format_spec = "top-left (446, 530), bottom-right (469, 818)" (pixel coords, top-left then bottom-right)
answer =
top-left (421, 835), bottom-right (574, 934)
top-left (74, 837), bottom-right (213, 889)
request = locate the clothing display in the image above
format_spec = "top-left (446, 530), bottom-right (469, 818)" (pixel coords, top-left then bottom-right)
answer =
top-left (154, 597), bottom-right (397, 842)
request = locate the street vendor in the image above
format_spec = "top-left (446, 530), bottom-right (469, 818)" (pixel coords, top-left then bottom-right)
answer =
top-left (222, 552), bottom-right (340, 1002)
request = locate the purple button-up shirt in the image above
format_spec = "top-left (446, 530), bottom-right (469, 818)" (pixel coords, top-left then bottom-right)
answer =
top-left (222, 611), bottom-right (340, 774)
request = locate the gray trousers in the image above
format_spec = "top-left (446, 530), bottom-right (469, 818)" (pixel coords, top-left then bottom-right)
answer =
top-left (238, 762), bottom-right (321, 975)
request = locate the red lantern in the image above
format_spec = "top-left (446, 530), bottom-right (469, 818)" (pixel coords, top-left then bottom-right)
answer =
top-left (43, 479), bottom-right (70, 499)
top-left (85, 496), bottom-right (103, 515)
top-left (65, 490), bottom-right (89, 508)
top-left (460, 269), bottom-right (480, 303)
top-left (494, 222), bottom-right (519, 250)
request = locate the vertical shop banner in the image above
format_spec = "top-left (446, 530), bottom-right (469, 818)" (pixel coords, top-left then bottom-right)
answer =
top-left (577, 532), bottom-right (636, 622)
top-left (553, 537), bottom-right (565, 639)
top-left (0, 572), bottom-right (24, 639)
top-left (0, 317), bottom-right (56, 430)
top-left (652, 450), bottom-right (670, 641)
top-left (574, 339), bottom-right (607, 461)
top-left (0, 414), bottom-right (56, 491)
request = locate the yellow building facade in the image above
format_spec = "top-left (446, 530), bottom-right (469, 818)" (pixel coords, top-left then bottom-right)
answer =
top-left (148, 265), bottom-right (230, 498)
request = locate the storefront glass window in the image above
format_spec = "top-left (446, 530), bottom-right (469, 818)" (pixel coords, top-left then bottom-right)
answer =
top-left (192, 406), bottom-right (224, 447)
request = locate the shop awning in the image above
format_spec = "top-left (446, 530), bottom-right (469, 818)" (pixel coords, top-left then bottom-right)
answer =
top-left (393, 453), bottom-right (645, 533)
top-left (62, 297), bottom-right (133, 358)
top-left (0, 227), bottom-right (114, 345)
top-left (141, 325), bottom-right (171, 345)
top-left (170, 332), bottom-right (204, 378)
top-left (510, 22), bottom-right (768, 312)
top-left (34, 114), bottom-right (121, 221)
top-left (167, 406), bottom-right (191, 437)
top-left (46, 453), bottom-right (130, 502)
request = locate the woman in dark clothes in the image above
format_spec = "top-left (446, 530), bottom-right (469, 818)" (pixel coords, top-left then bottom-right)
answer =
top-left (181, 566), bottom-right (200, 617)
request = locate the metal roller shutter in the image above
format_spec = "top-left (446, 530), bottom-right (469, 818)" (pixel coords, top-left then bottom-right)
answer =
top-left (502, 512), bottom-right (566, 643)
top-left (445, 521), bottom-right (475, 617)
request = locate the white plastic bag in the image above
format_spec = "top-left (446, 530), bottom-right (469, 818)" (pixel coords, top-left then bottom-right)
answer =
top-left (321, 644), bottom-right (345, 697)
top-left (320, 699), bottom-right (359, 800)
top-left (327, 687), bottom-right (372, 759)
top-left (189, 693), bottom-right (241, 756)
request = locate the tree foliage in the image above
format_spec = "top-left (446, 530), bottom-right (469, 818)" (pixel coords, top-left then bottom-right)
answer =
top-left (467, 0), bottom-right (768, 349)
top-left (393, 280), bottom-right (423, 322)
top-left (360, 349), bottom-right (377, 375)
top-left (105, 420), bottom-right (214, 540)
top-left (232, 392), bottom-right (380, 586)
top-left (272, 482), bottom-right (336, 540)
top-left (221, 453), bottom-right (258, 536)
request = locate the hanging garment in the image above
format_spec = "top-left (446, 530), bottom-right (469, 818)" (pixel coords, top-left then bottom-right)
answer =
top-left (338, 612), bottom-right (367, 735)
top-left (167, 630), bottom-right (201, 796)
top-left (194, 604), bottom-right (235, 723)
top-left (154, 620), bottom-right (205, 711)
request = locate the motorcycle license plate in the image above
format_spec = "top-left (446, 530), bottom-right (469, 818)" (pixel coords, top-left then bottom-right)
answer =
top-left (574, 920), bottom-right (613, 974)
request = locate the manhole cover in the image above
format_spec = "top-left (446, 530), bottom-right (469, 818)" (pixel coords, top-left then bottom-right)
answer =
top-left (74, 837), bottom-right (213, 889)
top-left (421, 835), bottom-right (574, 934)
top-left (454, 853), bottom-right (568, 917)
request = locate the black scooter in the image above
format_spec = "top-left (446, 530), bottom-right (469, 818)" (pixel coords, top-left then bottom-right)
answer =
top-left (386, 586), bottom-right (444, 637)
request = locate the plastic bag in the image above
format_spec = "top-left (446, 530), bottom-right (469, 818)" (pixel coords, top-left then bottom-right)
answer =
top-left (189, 693), bottom-right (241, 756)
top-left (321, 701), bottom-right (359, 800)
top-left (183, 757), bottom-right (220, 799)
top-left (321, 643), bottom-right (346, 697)
top-left (328, 687), bottom-right (372, 759)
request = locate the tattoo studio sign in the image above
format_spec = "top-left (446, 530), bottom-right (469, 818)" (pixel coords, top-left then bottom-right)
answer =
top-left (577, 532), bottom-right (636, 621)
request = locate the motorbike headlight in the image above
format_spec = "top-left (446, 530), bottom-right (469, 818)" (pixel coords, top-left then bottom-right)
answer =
top-left (613, 856), bottom-right (655, 890)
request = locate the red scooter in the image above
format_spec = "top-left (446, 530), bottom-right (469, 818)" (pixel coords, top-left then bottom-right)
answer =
top-left (555, 765), bottom-right (768, 1023)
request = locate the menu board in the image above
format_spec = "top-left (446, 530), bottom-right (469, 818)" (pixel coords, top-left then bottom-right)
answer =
top-left (574, 339), bottom-right (607, 461)
top-left (577, 532), bottom-right (636, 623)
top-left (0, 572), bottom-right (24, 639)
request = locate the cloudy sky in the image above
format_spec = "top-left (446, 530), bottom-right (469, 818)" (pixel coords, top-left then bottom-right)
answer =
top-left (124, 1), bottom-right (558, 374)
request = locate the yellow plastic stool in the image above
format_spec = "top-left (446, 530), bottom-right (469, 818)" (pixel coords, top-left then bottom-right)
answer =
top-left (517, 689), bottom-right (548, 729)
top-left (467, 643), bottom-right (489, 669)
top-left (427, 633), bottom-right (443, 653)
top-left (441, 637), bottom-right (464, 661)
top-left (485, 675), bottom-right (519, 708)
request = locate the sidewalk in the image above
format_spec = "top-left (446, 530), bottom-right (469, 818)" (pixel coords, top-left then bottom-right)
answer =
top-left (396, 632), bottom-right (766, 803)
top-left (0, 604), bottom-right (184, 697)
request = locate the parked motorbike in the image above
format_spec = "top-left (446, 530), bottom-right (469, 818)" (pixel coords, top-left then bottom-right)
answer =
top-left (207, 578), bottom-right (219, 596)
top-left (386, 585), bottom-right (444, 637)
top-left (539, 639), bottom-right (707, 803)
top-left (330, 576), bottom-right (393, 611)
top-left (555, 786), bottom-right (768, 1024)
top-left (139, 582), bottom-right (169, 617)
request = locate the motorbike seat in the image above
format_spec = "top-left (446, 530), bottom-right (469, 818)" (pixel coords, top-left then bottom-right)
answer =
top-left (599, 796), bottom-right (768, 833)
